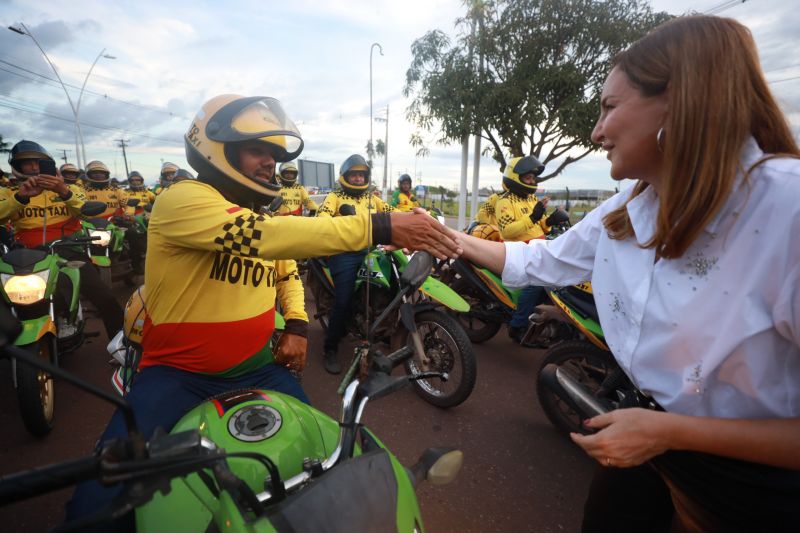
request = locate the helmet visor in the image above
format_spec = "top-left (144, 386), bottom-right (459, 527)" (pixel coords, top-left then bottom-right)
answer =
top-left (227, 98), bottom-right (302, 154)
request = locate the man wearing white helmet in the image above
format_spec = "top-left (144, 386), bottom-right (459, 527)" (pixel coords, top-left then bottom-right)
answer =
top-left (275, 161), bottom-right (319, 215)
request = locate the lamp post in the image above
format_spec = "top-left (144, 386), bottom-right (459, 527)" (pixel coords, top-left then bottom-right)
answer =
top-left (8, 23), bottom-right (82, 167)
top-left (369, 42), bottom-right (383, 188)
top-left (76, 49), bottom-right (115, 167)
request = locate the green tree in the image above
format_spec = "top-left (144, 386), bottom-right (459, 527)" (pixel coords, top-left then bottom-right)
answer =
top-left (0, 134), bottom-right (11, 154)
top-left (404, 0), bottom-right (670, 178)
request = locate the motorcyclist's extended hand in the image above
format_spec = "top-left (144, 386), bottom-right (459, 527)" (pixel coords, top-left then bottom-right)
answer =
top-left (274, 333), bottom-right (307, 372)
top-left (390, 209), bottom-right (461, 260)
top-left (570, 408), bottom-right (673, 468)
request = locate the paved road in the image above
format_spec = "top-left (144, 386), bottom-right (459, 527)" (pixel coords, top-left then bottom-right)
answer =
top-left (0, 285), bottom-right (595, 532)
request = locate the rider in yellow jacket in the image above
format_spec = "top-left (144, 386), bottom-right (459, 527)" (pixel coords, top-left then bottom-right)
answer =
top-left (82, 160), bottom-right (126, 218)
top-left (124, 171), bottom-right (156, 215)
top-left (275, 161), bottom-right (318, 216)
top-left (390, 174), bottom-right (420, 212)
top-left (316, 154), bottom-right (394, 374)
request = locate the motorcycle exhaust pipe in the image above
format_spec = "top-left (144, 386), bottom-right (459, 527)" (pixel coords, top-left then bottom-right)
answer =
top-left (538, 363), bottom-right (610, 420)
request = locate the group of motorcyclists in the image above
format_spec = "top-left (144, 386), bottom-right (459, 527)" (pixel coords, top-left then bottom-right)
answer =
top-left (0, 94), bottom-right (566, 528)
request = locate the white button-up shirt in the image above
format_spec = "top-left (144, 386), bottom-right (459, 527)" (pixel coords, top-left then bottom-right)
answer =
top-left (503, 138), bottom-right (800, 418)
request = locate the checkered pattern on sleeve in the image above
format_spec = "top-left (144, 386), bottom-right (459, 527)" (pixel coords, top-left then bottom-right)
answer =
top-left (213, 213), bottom-right (265, 257)
top-left (497, 213), bottom-right (516, 230)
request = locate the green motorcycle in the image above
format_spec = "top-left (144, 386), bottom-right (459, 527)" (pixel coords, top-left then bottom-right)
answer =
top-left (0, 203), bottom-right (106, 437)
top-left (307, 245), bottom-right (476, 408)
top-left (0, 252), bottom-right (464, 532)
top-left (80, 198), bottom-right (142, 287)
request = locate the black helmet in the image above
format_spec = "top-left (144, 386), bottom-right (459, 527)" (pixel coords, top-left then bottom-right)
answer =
top-left (173, 168), bottom-right (195, 182)
top-left (502, 156), bottom-right (545, 197)
top-left (9, 140), bottom-right (53, 180)
top-left (185, 94), bottom-right (303, 201)
top-left (398, 173), bottom-right (412, 186)
top-left (337, 154), bottom-right (371, 197)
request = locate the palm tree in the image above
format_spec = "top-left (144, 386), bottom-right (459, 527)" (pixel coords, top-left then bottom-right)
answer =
top-left (0, 135), bottom-right (11, 154)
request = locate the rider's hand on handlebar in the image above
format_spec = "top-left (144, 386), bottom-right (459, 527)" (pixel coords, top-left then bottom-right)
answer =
top-left (389, 208), bottom-right (461, 260)
top-left (274, 333), bottom-right (307, 372)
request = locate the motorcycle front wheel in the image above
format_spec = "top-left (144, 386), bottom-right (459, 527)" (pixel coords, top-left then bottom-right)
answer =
top-left (15, 336), bottom-right (56, 437)
top-left (404, 310), bottom-right (476, 408)
top-left (536, 340), bottom-right (617, 437)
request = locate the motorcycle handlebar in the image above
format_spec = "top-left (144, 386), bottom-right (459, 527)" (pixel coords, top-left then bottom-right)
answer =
top-left (0, 454), bottom-right (100, 506)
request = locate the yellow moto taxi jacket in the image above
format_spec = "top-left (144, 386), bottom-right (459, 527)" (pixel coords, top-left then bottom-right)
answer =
top-left (277, 184), bottom-right (319, 216)
top-left (124, 188), bottom-right (156, 215)
top-left (83, 185), bottom-right (126, 218)
top-left (317, 190), bottom-right (394, 218)
top-left (0, 185), bottom-right (87, 248)
top-left (475, 193), bottom-right (501, 226)
top-left (495, 192), bottom-right (550, 242)
top-left (391, 190), bottom-right (420, 213)
top-left (141, 180), bottom-right (383, 377)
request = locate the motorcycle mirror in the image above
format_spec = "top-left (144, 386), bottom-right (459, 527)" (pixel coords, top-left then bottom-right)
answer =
top-left (81, 201), bottom-right (107, 217)
top-left (126, 198), bottom-right (140, 207)
top-left (410, 448), bottom-right (463, 488)
top-left (0, 299), bottom-right (22, 348)
top-left (338, 204), bottom-right (356, 216)
top-left (400, 252), bottom-right (433, 292)
top-left (268, 196), bottom-right (283, 213)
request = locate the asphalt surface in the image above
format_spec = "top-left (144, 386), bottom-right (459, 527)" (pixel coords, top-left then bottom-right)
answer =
top-left (0, 283), bottom-right (596, 532)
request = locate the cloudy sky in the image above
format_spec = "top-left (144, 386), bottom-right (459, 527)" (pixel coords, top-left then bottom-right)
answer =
top-left (1, 0), bottom-right (798, 192)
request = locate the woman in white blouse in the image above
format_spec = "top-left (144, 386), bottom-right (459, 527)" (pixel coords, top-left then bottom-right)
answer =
top-left (451, 15), bottom-right (800, 532)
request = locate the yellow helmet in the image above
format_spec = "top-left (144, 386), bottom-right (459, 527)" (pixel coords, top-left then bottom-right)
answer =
top-left (337, 154), bottom-right (371, 197)
top-left (184, 94), bottom-right (303, 199)
top-left (278, 161), bottom-right (299, 186)
top-left (85, 160), bottom-right (111, 184)
top-left (123, 286), bottom-right (147, 346)
top-left (469, 223), bottom-right (502, 242)
top-left (502, 156), bottom-right (544, 197)
top-left (59, 163), bottom-right (80, 183)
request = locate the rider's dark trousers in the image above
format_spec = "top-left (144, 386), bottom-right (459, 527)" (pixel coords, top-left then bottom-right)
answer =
top-left (125, 231), bottom-right (145, 272)
top-left (323, 251), bottom-right (366, 353)
top-left (582, 451), bottom-right (800, 533)
top-left (57, 248), bottom-right (123, 338)
top-left (508, 285), bottom-right (546, 329)
top-left (65, 363), bottom-right (308, 531)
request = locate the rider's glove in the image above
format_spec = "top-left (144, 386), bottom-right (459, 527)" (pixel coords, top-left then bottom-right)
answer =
top-left (529, 202), bottom-right (546, 223)
top-left (545, 208), bottom-right (570, 227)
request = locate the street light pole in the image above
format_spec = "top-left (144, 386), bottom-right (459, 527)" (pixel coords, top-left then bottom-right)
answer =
top-left (369, 42), bottom-right (383, 187)
top-left (77, 49), bottom-right (115, 167)
top-left (8, 23), bottom-right (82, 167)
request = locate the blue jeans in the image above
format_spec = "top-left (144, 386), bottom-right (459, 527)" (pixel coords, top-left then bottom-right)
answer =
top-left (509, 285), bottom-right (547, 329)
top-left (323, 251), bottom-right (366, 352)
top-left (65, 363), bottom-right (308, 530)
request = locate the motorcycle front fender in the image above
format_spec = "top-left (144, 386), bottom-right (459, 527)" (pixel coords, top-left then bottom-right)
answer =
top-left (418, 276), bottom-right (470, 312)
top-left (59, 265), bottom-right (82, 314)
top-left (14, 315), bottom-right (57, 346)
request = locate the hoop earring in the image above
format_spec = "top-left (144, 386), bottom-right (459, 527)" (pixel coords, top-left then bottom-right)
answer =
top-left (656, 128), bottom-right (665, 153)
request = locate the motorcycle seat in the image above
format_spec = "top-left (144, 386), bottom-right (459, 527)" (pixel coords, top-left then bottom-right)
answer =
top-left (2, 248), bottom-right (48, 272)
top-left (559, 286), bottom-right (600, 324)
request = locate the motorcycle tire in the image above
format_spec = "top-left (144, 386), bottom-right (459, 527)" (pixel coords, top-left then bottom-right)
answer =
top-left (449, 277), bottom-right (502, 343)
top-left (536, 340), bottom-right (617, 437)
top-left (98, 266), bottom-right (113, 288)
top-left (15, 337), bottom-right (56, 437)
top-left (404, 310), bottom-right (476, 408)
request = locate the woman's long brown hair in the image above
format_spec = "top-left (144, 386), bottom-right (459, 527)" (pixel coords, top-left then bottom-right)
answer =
top-left (603, 15), bottom-right (799, 258)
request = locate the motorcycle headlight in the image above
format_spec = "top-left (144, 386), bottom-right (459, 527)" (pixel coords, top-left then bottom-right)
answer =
top-left (2, 271), bottom-right (49, 305)
top-left (90, 230), bottom-right (112, 246)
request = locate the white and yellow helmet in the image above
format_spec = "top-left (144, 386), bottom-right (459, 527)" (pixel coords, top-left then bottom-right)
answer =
top-left (85, 160), bottom-right (111, 184)
top-left (184, 94), bottom-right (303, 198)
top-left (278, 161), bottom-right (299, 186)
